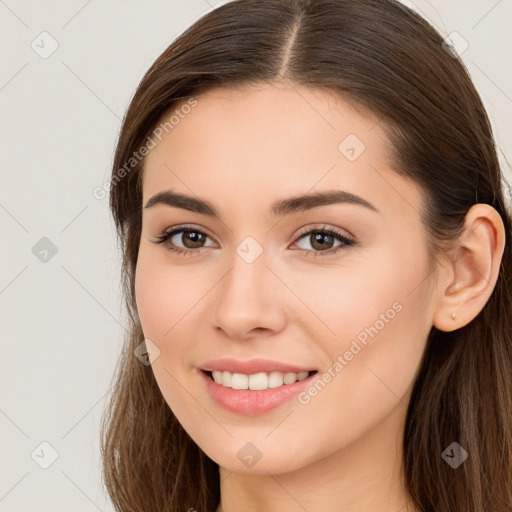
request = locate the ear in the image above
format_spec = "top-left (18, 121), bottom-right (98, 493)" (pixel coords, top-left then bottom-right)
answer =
top-left (433, 204), bottom-right (506, 332)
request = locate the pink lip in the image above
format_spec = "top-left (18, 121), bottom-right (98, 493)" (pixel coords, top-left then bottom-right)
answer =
top-left (199, 369), bottom-right (319, 415)
top-left (199, 357), bottom-right (315, 374)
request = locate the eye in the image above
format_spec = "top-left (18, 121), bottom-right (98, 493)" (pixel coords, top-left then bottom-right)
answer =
top-left (152, 224), bottom-right (356, 257)
top-left (152, 225), bottom-right (217, 256)
top-left (291, 225), bottom-right (356, 256)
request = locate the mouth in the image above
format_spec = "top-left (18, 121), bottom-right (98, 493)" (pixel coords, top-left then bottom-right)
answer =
top-left (201, 369), bottom-right (318, 390)
top-left (200, 369), bottom-right (319, 415)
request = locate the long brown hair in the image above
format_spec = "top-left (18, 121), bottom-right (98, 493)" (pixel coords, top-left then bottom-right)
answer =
top-left (100, 1), bottom-right (512, 510)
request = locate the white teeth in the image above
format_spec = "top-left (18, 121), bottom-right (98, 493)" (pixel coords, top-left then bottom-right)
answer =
top-left (268, 371), bottom-right (284, 388)
top-left (283, 372), bottom-right (298, 384)
top-left (249, 372), bottom-right (268, 390)
top-left (221, 370), bottom-right (231, 387)
top-left (231, 373), bottom-right (248, 390)
top-left (209, 370), bottom-right (310, 390)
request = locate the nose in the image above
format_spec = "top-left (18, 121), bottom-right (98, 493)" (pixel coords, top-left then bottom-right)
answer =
top-left (212, 248), bottom-right (287, 341)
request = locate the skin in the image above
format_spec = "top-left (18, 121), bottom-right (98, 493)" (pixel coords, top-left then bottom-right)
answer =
top-left (134, 81), bottom-right (505, 512)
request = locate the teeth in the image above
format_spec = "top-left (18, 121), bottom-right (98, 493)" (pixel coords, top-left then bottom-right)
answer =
top-left (210, 370), bottom-right (310, 390)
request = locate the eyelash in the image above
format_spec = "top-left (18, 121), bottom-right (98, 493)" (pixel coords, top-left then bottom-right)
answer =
top-left (152, 224), bottom-right (356, 257)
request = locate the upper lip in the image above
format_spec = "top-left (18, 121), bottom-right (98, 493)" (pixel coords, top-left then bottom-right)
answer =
top-left (200, 358), bottom-right (316, 375)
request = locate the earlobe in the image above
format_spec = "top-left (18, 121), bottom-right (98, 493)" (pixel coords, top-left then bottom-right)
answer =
top-left (433, 204), bottom-right (506, 332)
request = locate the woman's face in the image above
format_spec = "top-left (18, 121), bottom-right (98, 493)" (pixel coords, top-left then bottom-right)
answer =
top-left (135, 82), bottom-right (437, 474)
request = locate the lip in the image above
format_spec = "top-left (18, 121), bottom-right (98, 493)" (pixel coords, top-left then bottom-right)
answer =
top-left (199, 368), bottom-right (319, 415)
top-left (199, 357), bottom-right (316, 375)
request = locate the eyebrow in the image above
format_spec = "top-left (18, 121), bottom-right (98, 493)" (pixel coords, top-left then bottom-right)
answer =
top-left (143, 189), bottom-right (378, 217)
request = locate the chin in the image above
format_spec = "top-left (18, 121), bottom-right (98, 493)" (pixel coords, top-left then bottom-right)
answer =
top-left (200, 438), bottom-right (317, 476)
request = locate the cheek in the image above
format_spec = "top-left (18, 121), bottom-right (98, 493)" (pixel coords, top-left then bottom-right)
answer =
top-left (294, 247), bottom-right (432, 436)
top-left (299, 237), bottom-right (433, 347)
top-left (289, 306), bottom-right (429, 465)
top-left (134, 250), bottom-right (200, 341)
top-left (135, 265), bottom-right (171, 340)
top-left (134, 252), bottom-right (200, 415)
top-left (134, 248), bottom-right (221, 389)
top-left (292, 263), bottom-right (427, 347)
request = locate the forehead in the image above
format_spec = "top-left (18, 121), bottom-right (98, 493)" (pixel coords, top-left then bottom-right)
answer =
top-left (141, 82), bottom-right (423, 220)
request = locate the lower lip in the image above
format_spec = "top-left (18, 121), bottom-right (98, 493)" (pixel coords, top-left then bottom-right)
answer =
top-left (200, 370), bottom-right (318, 415)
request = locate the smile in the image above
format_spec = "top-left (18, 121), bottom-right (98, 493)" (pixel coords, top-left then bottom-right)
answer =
top-left (200, 369), bottom-right (319, 415)
top-left (208, 370), bottom-right (312, 390)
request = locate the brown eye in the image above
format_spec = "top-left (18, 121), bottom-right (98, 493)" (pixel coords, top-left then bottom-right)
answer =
top-left (293, 226), bottom-right (355, 256)
top-left (153, 226), bottom-right (216, 254)
top-left (309, 231), bottom-right (336, 251)
top-left (174, 230), bottom-right (207, 249)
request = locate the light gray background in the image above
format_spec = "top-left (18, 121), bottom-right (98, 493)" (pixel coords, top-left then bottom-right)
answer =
top-left (1, 1), bottom-right (510, 510)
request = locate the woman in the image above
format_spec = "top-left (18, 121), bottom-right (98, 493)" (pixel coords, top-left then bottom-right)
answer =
top-left (100, 1), bottom-right (512, 511)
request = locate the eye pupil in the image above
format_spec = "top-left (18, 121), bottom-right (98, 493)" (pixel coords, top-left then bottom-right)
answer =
top-left (183, 231), bottom-right (205, 248)
top-left (311, 232), bottom-right (334, 251)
